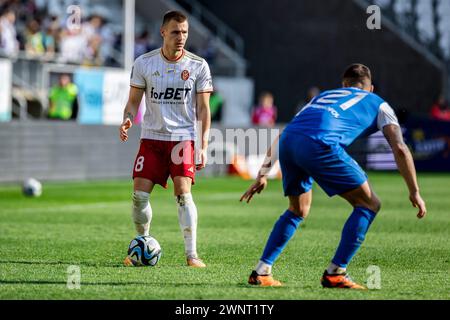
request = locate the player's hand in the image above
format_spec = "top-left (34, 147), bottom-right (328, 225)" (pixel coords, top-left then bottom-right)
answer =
top-left (196, 148), bottom-right (207, 171)
top-left (119, 118), bottom-right (132, 142)
top-left (240, 175), bottom-right (268, 203)
top-left (409, 191), bottom-right (427, 219)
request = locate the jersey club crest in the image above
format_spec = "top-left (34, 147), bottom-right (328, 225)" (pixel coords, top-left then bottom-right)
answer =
top-left (181, 70), bottom-right (190, 81)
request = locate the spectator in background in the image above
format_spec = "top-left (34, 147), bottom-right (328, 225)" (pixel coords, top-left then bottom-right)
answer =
top-left (24, 19), bottom-right (45, 56)
top-left (0, 9), bottom-right (19, 56)
top-left (296, 86), bottom-right (321, 113)
top-left (200, 36), bottom-right (217, 66)
top-left (81, 14), bottom-right (103, 65)
top-left (48, 73), bottom-right (78, 120)
top-left (252, 91), bottom-right (277, 127)
top-left (59, 24), bottom-right (88, 64)
top-left (41, 15), bottom-right (60, 59)
top-left (430, 94), bottom-right (450, 122)
top-left (306, 86), bottom-right (320, 104)
top-left (98, 20), bottom-right (117, 66)
top-left (210, 90), bottom-right (224, 122)
top-left (134, 30), bottom-right (158, 59)
top-left (42, 24), bottom-right (56, 59)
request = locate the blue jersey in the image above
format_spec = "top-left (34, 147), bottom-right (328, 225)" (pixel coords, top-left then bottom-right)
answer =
top-left (285, 88), bottom-right (396, 147)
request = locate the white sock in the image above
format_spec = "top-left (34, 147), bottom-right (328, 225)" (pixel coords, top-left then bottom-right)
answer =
top-left (132, 191), bottom-right (152, 236)
top-left (327, 262), bottom-right (346, 275)
top-left (255, 261), bottom-right (272, 275)
top-left (176, 193), bottom-right (198, 258)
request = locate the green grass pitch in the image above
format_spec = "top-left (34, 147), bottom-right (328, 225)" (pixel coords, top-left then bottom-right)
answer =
top-left (0, 172), bottom-right (449, 300)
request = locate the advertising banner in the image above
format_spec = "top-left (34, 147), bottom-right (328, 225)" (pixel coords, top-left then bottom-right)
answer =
top-left (74, 69), bottom-right (104, 124)
top-left (404, 117), bottom-right (450, 171)
top-left (102, 70), bottom-right (130, 125)
top-left (74, 68), bottom-right (131, 125)
top-left (0, 59), bottom-right (12, 122)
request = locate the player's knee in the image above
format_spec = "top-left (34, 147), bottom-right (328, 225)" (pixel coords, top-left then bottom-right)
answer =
top-left (351, 193), bottom-right (381, 214)
top-left (371, 197), bottom-right (381, 213)
top-left (173, 177), bottom-right (192, 196)
top-left (362, 196), bottom-right (381, 214)
top-left (368, 192), bottom-right (382, 213)
top-left (289, 205), bottom-right (311, 219)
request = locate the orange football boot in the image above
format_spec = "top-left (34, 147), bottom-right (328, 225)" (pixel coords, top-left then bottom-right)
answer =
top-left (187, 256), bottom-right (206, 268)
top-left (321, 271), bottom-right (366, 290)
top-left (248, 271), bottom-right (282, 287)
top-left (123, 256), bottom-right (136, 267)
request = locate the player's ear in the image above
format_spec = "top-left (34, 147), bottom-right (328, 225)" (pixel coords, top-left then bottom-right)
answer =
top-left (370, 85), bottom-right (374, 93)
top-left (160, 27), bottom-right (165, 37)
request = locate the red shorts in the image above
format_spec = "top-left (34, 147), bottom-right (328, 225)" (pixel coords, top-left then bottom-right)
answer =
top-left (133, 139), bottom-right (196, 188)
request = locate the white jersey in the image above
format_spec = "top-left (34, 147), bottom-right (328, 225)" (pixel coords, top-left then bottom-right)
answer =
top-left (131, 49), bottom-right (213, 141)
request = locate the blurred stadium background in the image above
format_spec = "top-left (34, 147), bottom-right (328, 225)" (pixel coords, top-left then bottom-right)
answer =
top-left (0, 0), bottom-right (449, 301)
top-left (0, 0), bottom-right (449, 181)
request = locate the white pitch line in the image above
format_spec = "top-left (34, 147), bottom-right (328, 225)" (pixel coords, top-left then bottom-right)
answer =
top-left (1, 201), bottom-right (129, 214)
top-left (1, 191), bottom-right (282, 214)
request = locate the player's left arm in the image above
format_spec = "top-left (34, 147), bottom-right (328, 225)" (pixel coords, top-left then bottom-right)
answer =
top-left (378, 102), bottom-right (427, 219)
top-left (196, 91), bottom-right (211, 170)
top-left (383, 125), bottom-right (427, 219)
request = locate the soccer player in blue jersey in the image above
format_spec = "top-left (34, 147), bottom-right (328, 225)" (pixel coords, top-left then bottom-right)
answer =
top-left (241, 64), bottom-right (427, 289)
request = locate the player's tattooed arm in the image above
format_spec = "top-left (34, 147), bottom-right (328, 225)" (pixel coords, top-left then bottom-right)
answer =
top-left (259, 134), bottom-right (281, 177)
top-left (241, 133), bottom-right (282, 203)
top-left (119, 86), bottom-right (144, 142)
top-left (124, 111), bottom-right (134, 123)
top-left (123, 86), bottom-right (144, 122)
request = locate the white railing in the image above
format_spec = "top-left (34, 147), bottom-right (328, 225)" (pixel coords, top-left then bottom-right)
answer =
top-left (169, 0), bottom-right (247, 76)
top-left (2, 49), bottom-right (124, 120)
top-left (174, 0), bottom-right (244, 56)
top-left (355, 0), bottom-right (450, 100)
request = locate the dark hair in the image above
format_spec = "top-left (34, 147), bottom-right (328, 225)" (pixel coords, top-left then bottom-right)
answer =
top-left (259, 91), bottom-right (273, 99)
top-left (342, 63), bottom-right (372, 88)
top-left (1, 8), bottom-right (15, 17)
top-left (162, 11), bottom-right (188, 27)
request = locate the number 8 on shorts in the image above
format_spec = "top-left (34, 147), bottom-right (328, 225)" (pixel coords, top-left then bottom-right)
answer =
top-left (135, 156), bottom-right (144, 172)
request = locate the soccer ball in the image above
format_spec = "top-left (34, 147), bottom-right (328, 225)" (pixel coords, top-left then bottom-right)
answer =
top-left (22, 178), bottom-right (42, 197)
top-left (127, 235), bottom-right (162, 267)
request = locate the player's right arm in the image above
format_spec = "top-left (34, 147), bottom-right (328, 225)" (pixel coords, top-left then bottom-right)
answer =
top-left (240, 134), bottom-right (281, 203)
top-left (119, 86), bottom-right (144, 142)
top-left (383, 124), bottom-right (427, 219)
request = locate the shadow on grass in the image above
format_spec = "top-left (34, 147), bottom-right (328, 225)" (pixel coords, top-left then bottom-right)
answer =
top-left (0, 279), bottom-right (271, 289)
top-left (0, 279), bottom-right (160, 286)
top-left (0, 261), bottom-right (304, 290)
top-left (0, 260), bottom-right (124, 268)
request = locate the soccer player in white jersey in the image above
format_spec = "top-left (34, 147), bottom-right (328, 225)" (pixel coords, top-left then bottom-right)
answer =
top-left (119, 11), bottom-right (213, 268)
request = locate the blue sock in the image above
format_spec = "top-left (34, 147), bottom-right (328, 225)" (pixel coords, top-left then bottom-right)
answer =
top-left (332, 207), bottom-right (377, 268)
top-left (260, 210), bottom-right (303, 265)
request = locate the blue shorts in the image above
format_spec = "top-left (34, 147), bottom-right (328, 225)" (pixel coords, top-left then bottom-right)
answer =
top-left (279, 132), bottom-right (367, 197)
